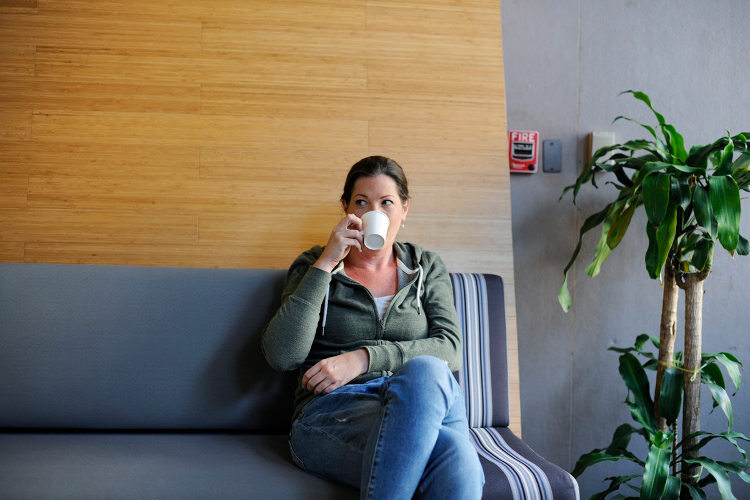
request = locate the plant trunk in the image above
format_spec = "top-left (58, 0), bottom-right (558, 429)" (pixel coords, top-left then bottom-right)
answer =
top-left (681, 273), bottom-right (705, 489)
top-left (655, 263), bottom-right (679, 432)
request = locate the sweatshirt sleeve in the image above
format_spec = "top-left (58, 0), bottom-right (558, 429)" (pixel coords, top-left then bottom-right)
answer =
top-left (261, 257), bottom-right (331, 372)
top-left (364, 252), bottom-right (462, 373)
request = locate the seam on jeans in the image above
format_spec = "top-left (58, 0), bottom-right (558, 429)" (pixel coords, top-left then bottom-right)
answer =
top-left (364, 396), bottom-right (390, 499)
top-left (288, 439), bottom-right (307, 470)
top-left (296, 421), bottom-right (364, 454)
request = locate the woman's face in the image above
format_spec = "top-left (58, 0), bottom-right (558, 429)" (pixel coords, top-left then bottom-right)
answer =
top-left (343, 174), bottom-right (409, 248)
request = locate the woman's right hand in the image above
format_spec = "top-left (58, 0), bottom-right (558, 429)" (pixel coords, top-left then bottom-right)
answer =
top-left (314, 214), bottom-right (363, 273)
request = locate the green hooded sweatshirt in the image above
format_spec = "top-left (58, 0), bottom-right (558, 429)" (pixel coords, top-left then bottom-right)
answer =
top-left (261, 241), bottom-right (462, 422)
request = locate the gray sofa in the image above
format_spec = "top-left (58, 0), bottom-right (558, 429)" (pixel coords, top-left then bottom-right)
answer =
top-left (0, 263), bottom-right (578, 499)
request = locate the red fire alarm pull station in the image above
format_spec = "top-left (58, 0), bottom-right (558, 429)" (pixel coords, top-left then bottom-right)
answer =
top-left (509, 130), bottom-right (539, 173)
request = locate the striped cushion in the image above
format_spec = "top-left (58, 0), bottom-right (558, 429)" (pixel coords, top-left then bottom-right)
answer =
top-left (450, 273), bottom-right (580, 500)
top-left (451, 273), bottom-right (509, 427)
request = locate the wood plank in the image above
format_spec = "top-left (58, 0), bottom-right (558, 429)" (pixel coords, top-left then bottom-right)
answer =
top-left (0, 105), bottom-right (31, 140)
top-left (0, 241), bottom-right (24, 261)
top-left (202, 22), bottom-right (500, 63)
top-left (367, 59), bottom-right (504, 97)
top-left (26, 175), bottom-right (340, 214)
top-left (0, 209), bottom-right (197, 244)
top-left (199, 147), bottom-right (365, 180)
top-left (34, 46), bottom-right (203, 84)
top-left (0, 174), bottom-right (27, 208)
top-left (0, 76), bottom-right (200, 114)
top-left (200, 85), bottom-right (504, 125)
top-left (0, 142), bottom-right (199, 178)
top-left (37, 0), bottom-right (366, 27)
top-left (0, 43), bottom-right (35, 76)
top-left (1, 0), bottom-right (37, 6)
top-left (199, 212), bottom-right (342, 246)
top-left (25, 173), bottom-right (505, 218)
top-left (22, 241), bottom-right (305, 269)
top-left (0, 13), bottom-right (201, 51)
top-left (198, 52), bottom-right (367, 90)
top-left (366, 1), bottom-right (501, 37)
top-left (31, 111), bottom-right (368, 149)
top-left (369, 120), bottom-right (506, 153)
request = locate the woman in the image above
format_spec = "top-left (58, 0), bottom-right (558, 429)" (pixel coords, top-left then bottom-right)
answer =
top-left (261, 156), bottom-right (484, 499)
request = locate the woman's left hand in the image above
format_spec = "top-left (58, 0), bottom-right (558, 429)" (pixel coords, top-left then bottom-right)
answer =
top-left (302, 349), bottom-right (369, 395)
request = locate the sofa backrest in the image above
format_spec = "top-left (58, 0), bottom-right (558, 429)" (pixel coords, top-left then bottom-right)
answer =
top-left (0, 263), bottom-right (509, 431)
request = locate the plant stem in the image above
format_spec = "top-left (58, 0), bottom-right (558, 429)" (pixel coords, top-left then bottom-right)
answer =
top-left (680, 272), bottom-right (706, 490)
top-left (655, 262), bottom-right (679, 432)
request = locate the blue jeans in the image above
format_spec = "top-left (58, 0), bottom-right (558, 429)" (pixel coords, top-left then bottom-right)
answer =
top-left (289, 356), bottom-right (484, 499)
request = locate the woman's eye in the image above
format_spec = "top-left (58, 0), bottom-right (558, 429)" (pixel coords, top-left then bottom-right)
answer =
top-left (355, 199), bottom-right (367, 206)
top-left (382, 199), bottom-right (393, 206)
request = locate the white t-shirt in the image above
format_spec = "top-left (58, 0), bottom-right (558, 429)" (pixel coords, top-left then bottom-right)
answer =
top-left (373, 294), bottom-right (394, 320)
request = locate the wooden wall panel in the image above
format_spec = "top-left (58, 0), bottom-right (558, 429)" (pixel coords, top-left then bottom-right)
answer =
top-left (0, 0), bottom-right (519, 434)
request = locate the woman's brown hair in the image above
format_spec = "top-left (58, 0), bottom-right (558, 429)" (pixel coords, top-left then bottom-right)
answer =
top-left (341, 156), bottom-right (410, 206)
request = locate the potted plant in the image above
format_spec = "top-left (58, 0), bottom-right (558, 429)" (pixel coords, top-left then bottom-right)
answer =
top-left (558, 90), bottom-right (750, 499)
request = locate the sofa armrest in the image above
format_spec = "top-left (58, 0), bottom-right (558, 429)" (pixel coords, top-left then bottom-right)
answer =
top-left (471, 426), bottom-right (579, 500)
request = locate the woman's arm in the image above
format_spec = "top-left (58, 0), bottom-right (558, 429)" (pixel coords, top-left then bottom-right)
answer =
top-left (261, 215), bottom-right (364, 372)
top-left (261, 262), bottom-right (331, 372)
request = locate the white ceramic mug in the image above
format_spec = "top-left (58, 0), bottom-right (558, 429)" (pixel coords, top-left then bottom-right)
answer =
top-left (361, 211), bottom-right (390, 250)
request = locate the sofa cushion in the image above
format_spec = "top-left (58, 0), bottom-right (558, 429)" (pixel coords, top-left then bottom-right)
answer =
top-left (0, 432), bottom-right (357, 499)
top-left (0, 263), bottom-right (296, 431)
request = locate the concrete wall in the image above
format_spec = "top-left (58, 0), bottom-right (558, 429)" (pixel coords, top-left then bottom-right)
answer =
top-left (501, 0), bottom-right (750, 497)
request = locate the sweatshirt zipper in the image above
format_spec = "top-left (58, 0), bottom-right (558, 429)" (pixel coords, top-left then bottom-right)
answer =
top-left (335, 274), bottom-right (418, 340)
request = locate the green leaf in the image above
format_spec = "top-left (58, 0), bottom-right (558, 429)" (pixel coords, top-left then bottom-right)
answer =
top-left (664, 124), bottom-right (688, 163)
top-left (703, 352), bottom-right (743, 393)
top-left (689, 237), bottom-right (714, 273)
top-left (613, 115), bottom-right (660, 143)
top-left (619, 353), bottom-right (655, 431)
top-left (634, 162), bottom-right (673, 184)
top-left (683, 483), bottom-right (708, 500)
top-left (605, 423), bottom-right (648, 454)
top-left (692, 185), bottom-right (719, 239)
top-left (645, 222), bottom-right (660, 279)
top-left (640, 431), bottom-right (671, 500)
top-left (620, 90), bottom-right (666, 127)
top-left (589, 475), bottom-right (642, 500)
top-left (558, 204), bottom-right (613, 311)
top-left (683, 457), bottom-right (736, 500)
top-left (709, 176), bottom-right (741, 253)
top-left (669, 164), bottom-right (706, 174)
top-left (608, 334), bottom-right (657, 358)
top-left (671, 176), bottom-right (692, 210)
top-left (655, 203), bottom-right (678, 279)
top-left (643, 173), bottom-right (671, 225)
top-left (687, 137), bottom-right (730, 170)
top-left (558, 274), bottom-right (572, 314)
top-left (704, 379), bottom-right (734, 429)
top-left (682, 430), bottom-right (749, 463)
top-left (587, 209), bottom-right (615, 277)
top-left (607, 201), bottom-right (637, 250)
top-left (715, 137), bottom-right (735, 176)
top-left (732, 152), bottom-right (750, 171)
top-left (662, 475), bottom-right (681, 500)
top-left (737, 234), bottom-right (749, 256)
top-left (702, 363), bottom-right (726, 389)
top-left (572, 449), bottom-right (640, 478)
top-left (658, 366), bottom-right (683, 424)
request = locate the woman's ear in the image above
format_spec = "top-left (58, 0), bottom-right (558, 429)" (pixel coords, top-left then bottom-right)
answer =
top-left (402, 199), bottom-right (410, 217)
top-left (341, 199), bottom-right (349, 213)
